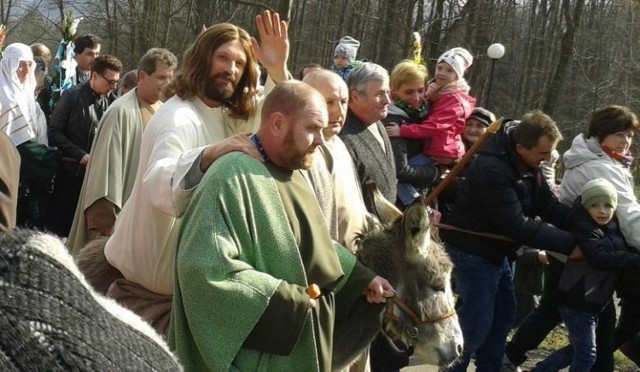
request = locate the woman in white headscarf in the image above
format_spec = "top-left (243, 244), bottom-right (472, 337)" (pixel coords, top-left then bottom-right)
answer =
top-left (2, 43), bottom-right (58, 229)
top-left (0, 42), bottom-right (46, 145)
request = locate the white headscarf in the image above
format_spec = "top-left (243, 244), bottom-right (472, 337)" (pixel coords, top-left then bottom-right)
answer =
top-left (0, 43), bottom-right (39, 146)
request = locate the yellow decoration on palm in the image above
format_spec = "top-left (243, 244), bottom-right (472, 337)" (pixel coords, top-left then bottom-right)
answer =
top-left (412, 32), bottom-right (423, 65)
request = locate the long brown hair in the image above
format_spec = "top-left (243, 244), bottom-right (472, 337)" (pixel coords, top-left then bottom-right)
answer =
top-left (167, 23), bottom-right (258, 120)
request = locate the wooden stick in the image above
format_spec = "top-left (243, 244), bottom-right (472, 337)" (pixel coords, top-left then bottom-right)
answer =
top-left (423, 117), bottom-right (504, 206)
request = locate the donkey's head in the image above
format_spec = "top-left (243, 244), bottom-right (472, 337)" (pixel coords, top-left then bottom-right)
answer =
top-left (357, 182), bottom-right (463, 367)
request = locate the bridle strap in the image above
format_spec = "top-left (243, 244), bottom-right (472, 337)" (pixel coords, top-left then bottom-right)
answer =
top-left (386, 295), bottom-right (456, 326)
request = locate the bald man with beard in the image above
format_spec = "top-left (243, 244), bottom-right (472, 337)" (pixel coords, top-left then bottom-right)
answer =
top-left (170, 81), bottom-right (393, 371)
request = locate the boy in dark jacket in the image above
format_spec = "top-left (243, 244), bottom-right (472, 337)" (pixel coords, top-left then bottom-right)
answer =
top-left (534, 178), bottom-right (640, 371)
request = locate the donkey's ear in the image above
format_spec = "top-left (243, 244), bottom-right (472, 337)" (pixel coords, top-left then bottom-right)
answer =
top-left (366, 181), bottom-right (402, 228)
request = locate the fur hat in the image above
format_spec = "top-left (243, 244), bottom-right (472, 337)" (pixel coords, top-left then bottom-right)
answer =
top-left (437, 47), bottom-right (473, 80)
top-left (334, 36), bottom-right (360, 62)
top-left (468, 107), bottom-right (496, 127)
top-left (581, 178), bottom-right (618, 210)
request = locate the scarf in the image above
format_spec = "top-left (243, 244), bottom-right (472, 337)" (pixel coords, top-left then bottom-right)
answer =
top-left (602, 144), bottom-right (633, 168)
top-left (393, 98), bottom-right (429, 121)
top-left (425, 79), bottom-right (470, 102)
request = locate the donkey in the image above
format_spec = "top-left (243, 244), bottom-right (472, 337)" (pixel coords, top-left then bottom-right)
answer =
top-left (332, 183), bottom-right (463, 370)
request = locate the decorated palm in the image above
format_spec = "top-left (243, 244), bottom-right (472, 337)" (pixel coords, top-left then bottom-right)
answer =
top-left (412, 32), bottom-right (423, 65)
top-left (51, 12), bottom-right (83, 108)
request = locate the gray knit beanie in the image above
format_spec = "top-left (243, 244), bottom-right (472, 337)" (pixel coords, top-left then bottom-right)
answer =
top-left (334, 36), bottom-right (360, 62)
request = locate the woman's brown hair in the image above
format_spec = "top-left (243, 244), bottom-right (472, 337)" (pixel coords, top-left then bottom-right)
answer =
top-left (587, 105), bottom-right (639, 142)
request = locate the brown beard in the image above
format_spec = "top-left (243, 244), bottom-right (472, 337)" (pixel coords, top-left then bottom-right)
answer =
top-left (282, 129), bottom-right (314, 170)
top-left (204, 72), bottom-right (236, 102)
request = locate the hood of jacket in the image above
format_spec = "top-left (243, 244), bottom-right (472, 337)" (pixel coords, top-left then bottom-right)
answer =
top-left (563, 133), bottom-right (607, 170)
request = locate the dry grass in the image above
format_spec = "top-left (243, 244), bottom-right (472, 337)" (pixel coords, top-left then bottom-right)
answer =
top-left (519, 325), bottom-right (637, 371)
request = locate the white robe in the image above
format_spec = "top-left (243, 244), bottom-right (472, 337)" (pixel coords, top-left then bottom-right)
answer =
top-left (105, 87), bottom-right (267, 295)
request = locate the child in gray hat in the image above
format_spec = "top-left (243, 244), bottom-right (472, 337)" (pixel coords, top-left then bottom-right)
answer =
top-left (533, 178), bottom-right (640, 371)
top-left (330, 36), bottom-right (363, 80)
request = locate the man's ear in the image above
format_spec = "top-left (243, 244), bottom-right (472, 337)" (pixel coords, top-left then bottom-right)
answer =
top-left (268, 112), bottom-right (287, 139)
top-left (349, 89), bottom-right (360, 104)
top-left (137, 69), bottom-right (147, 82)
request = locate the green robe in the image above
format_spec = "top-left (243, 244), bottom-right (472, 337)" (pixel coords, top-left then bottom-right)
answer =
top-left (169, 152), bottom-right (374, 371)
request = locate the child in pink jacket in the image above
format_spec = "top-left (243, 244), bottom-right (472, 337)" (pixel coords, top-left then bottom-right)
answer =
top-left (387, 47), bottom-right (476, 168)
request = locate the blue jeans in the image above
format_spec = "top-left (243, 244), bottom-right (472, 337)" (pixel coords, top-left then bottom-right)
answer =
top-left (444, 246), bottom-right (515, 372)
top-left (397, 153), bottom-right (431, 206)
top-left (534, 307), bottom-right (598, 372)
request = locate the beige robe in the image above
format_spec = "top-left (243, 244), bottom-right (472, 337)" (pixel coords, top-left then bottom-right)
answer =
top-left (67, 89), bottom-right (157, 255)
top-left (324, 136), bottom-right (370, 253)
top-left (0, 131), bottom-right (19, 233)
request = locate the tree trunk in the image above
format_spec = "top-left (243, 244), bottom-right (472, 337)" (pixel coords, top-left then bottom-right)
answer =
top-left (542, 0), bottom-right (585, 114)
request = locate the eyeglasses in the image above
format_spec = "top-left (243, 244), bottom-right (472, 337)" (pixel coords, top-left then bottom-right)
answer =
top-left (99, 73), bottom-right (119, 87)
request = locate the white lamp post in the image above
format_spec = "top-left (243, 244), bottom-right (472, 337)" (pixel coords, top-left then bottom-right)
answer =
top-left (485, 43), bottom-right (505, 108)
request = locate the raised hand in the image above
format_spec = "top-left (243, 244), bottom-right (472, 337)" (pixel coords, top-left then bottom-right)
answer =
top-left (251, 10), bottom-right (289, 83)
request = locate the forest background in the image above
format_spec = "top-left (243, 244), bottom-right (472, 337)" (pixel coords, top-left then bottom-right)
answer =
top-left (5, 0), bottom-right (640, 179)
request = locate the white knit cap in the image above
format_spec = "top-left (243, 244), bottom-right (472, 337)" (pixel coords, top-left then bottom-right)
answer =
top-left (437, 47), bottom-right (473, 80)
top-left (334, 36), bottom-right (360, 62)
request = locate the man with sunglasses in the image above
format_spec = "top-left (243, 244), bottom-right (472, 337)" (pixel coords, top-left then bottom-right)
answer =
top-left (48, 54), bottom-right (122, 237)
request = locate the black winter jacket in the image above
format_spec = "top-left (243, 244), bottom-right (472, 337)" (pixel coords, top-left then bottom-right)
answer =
top-left (381, 105), bottom-right (438, 188)
top-left (559, 202), bottom-right (640, 313)
top-left (441, 120), bottom-right (574, 264)
top-left (48, 82), bottom-right (115, 161)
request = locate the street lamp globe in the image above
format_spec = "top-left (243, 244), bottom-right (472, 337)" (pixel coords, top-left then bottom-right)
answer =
top-left (487, 43), bottom-right (505, 60)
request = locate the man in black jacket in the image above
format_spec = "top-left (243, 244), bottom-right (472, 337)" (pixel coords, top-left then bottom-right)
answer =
top-left (47, 54), bottom-right (122, 237)
top-left (440, 111), bottom-right (576, 372)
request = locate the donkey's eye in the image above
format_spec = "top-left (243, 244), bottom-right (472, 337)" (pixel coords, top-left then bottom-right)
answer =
top-left (410, 227), bottom-right (421, 237)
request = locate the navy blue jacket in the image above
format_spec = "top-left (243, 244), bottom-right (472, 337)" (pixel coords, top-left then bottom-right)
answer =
top-left (441, 120), bottom-right (574, 264)
top-left (560, 202), bottom-right (640, 313)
